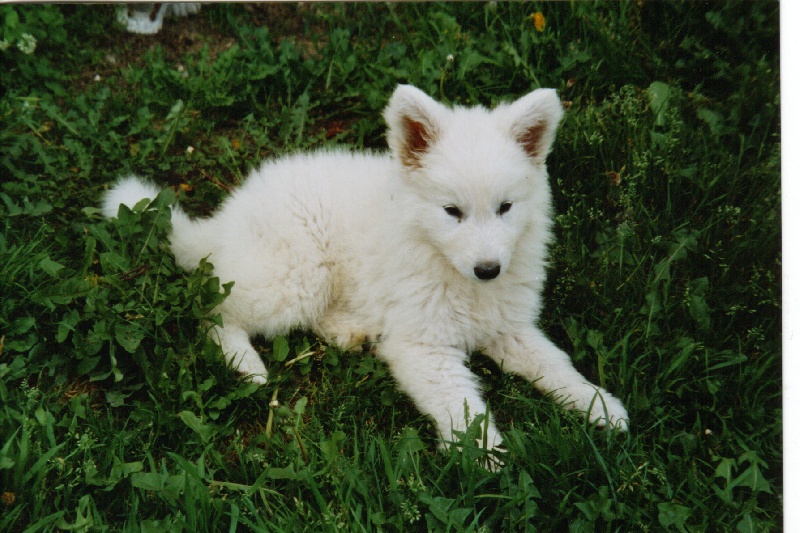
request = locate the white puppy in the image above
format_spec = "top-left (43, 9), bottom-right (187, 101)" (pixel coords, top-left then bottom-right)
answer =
top-left (103, 85), bottom-right (629, 452)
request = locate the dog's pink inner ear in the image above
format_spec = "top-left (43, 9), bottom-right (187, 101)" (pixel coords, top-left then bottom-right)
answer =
top-left (516, 121), bottom-right (547, 160)
top-left (401, 117), bottom-right (432, 168)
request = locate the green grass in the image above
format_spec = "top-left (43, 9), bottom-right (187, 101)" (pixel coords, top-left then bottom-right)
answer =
top-left (0, 2), bottom-right (780, 531)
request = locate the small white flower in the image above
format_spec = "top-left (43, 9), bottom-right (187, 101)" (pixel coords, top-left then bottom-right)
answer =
top-left (17, 33), bottom-right (37, 55)
top-left (94, 74), bottom-right (102, 82)
top-left (269, 399), bottom-right (280, 408)
top-left (400, 500), bottom-right (421, 523)
top-left (446, 54), bottom-right (454, 62)
top-left (186, 146), bottom-right (195, 154)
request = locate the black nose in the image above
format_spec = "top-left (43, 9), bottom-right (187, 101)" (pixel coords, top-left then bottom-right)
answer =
top-left (474, 262), bottom-right (501, 280)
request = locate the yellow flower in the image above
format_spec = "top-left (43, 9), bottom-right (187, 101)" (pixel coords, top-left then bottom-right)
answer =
top-left (531, 12), bottom-right (546, 32)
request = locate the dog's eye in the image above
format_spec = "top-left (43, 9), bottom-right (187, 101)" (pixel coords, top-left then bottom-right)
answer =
top-left (444, 205), bottom-right (463, 220)
top-left (497, 202), bottom-right (513, 216)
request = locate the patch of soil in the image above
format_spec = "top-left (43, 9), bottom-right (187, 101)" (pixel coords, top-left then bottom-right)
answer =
top-left (78, 4), bottom-right (323, 91)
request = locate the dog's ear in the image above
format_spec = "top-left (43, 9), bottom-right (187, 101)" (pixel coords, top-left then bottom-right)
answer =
top-left (501, 89), bottom-right (564, 165)
top-left (384, 85), bottom-right (444, 169)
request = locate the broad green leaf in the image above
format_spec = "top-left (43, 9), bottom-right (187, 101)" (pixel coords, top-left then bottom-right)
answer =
top-left (178, 411), bottom-right (215, 443)
top-left (731, 462), bottom-right (772, 494)
top-left (648, 81), bottom-right (672, 126)
top-left (273, 336), bottom-right (290, 362)
top-left (697, 107), bottom-right (726, 137)
top-left (658, 502), bottom-right (691, 528)
top-left (115, 322), bottom-right (145, 354)
top-left (38, 256), bottom-right (64, 277)
top-left (57, 309), bottom-right (80, 343)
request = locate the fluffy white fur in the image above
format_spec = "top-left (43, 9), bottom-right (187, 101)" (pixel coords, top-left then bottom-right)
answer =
top-left (102, 85), bottom-right (629, 451)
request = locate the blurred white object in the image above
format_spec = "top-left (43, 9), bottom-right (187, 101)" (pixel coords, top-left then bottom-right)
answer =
top-left (116, 3), bottom-right (201, 35)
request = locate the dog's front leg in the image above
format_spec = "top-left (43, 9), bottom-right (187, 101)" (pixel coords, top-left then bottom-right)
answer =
top-left (378, 339), bottom-right (502, 452)
top-left (486, 324), bottom-right (629, 430)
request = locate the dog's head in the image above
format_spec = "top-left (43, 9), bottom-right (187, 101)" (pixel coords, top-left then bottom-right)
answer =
top-left (384, 85), bottom-right (564, 282)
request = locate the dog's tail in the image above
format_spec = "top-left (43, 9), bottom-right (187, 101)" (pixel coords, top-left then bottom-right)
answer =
top-left (102, 176), bottom-right (199, 270)
top-left (101, 176), bottom-right (164, 218)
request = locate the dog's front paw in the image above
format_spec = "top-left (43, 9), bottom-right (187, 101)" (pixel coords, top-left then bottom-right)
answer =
top-left (585, 390), bottom-right (629, 431)
top-left (439, 418), bottom-right (506, 471)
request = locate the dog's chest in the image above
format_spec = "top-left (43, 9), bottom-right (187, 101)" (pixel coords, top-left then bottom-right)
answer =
top-left (334, 264), bottom-right (523, 349)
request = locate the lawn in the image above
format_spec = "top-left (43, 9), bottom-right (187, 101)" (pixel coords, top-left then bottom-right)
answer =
top-left (0, 2), bottom-right (780, 531)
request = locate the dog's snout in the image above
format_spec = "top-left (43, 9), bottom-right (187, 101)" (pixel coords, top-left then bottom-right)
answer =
top-left (474, 261), bottom-right (501, 280)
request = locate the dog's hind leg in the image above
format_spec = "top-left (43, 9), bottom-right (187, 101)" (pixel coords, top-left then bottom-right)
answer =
top-left (316, 312), bottom-right (370, 352)
top-left (208, 322), bottom-right (268, 384)
top-left (204, 237), bottom-right (335, 384)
